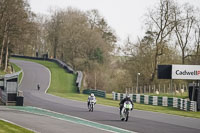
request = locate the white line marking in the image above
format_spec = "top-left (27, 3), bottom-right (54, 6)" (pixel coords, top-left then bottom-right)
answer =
top-left (44, 66), bottom-right (51, 93)
top-left (16, 106), bottom-right (136, 133)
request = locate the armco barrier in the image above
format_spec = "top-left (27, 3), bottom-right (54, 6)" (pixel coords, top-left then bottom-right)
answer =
top-left (112, 92), bottom-right (197, 112)
top-left (83, 89), bottom-right (106, 98)
top-left (11, 55), bottom-right (74, 74)
top-left (76, 71), bottom-right (83, 93)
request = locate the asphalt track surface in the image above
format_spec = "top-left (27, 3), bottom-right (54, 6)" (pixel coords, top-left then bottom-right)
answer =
top-left (0, 59), bottom-right (199, 133)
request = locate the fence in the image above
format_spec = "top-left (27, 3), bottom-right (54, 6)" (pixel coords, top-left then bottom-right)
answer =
top-left (112, 92), bottom-right (197, 112)
top-left (125, 83), bottom-right (188, 95)
top-left (83, 89), bottom-right (106, 98)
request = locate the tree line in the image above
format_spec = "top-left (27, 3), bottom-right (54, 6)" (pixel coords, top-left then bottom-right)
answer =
top-left (0, 0), bottom-right (38, 72)
top-left (122, 0), bottom-right (200, 92)
top-left (1, 0), bottom-right (200, 93)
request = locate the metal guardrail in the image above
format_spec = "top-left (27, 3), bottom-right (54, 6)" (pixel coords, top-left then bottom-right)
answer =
top-left (11, 55), bottom-right (74, 74)
top-left (76, 71), bottom-right (83, 93)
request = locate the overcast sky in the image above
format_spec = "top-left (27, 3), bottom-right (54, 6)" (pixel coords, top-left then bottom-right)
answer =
top-left (29, 0), bottom-right (200, 44)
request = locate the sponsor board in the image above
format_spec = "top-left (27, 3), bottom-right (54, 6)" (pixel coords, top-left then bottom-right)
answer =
top-left (172, 65), bottom-right (200, 80)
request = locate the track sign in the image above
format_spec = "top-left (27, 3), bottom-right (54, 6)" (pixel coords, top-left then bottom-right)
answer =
top-left (157, 65), bottom-right (172, 79)
top-left (172, 65), bottom-right (200, 80)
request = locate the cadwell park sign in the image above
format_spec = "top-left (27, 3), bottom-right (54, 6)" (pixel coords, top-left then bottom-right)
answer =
top-left (172, 65), bottom-right (200, 80)
top-left (158, 64), bottom-right (200, 80)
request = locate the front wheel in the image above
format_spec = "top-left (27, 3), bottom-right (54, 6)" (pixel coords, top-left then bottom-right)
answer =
top-left (89, 103), bottom-right (94, 112)
top-left (89, 104), bottom-right (91, 112)
top-left (91, 104), bottom-right (93, 112)
top-left (125, 112), bottom-right (129, 121)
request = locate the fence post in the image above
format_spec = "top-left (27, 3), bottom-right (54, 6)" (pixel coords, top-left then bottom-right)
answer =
top-left (159, 84), bottom-right (160, 93)
top-left (164, 84), bottom-right (166, 94)
top-left (149, 85), bottom-right (151, 94)
top-left (136, 86), bottom-right (138, 94)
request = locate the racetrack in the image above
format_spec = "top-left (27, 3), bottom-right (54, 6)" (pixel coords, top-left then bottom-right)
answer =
top-left (1, 59), bottom-right (199, 133)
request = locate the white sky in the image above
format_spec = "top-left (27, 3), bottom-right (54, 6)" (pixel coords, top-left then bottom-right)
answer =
top-left (29, 0), bottom-right (200, 44)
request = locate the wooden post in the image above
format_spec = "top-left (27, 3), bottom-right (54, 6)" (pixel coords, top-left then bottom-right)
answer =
top-left (159, 84), bottom-right (160, 93)
top-left (185, 83), bottom-right (188, 92)
top-left (174, 84), bottom-right (176, 95)
top-left (164, 84), bottom-right (166, 94)
top-left (170, 79), bottom-right (173, 94)
top-left (168, 83), bottom-right (170, 94)
top-left (136, 86), bottom-right (138, 94)
top-left (149, 85), bottom-right (151, 94)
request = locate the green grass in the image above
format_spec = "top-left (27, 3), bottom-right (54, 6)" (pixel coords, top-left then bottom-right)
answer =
top-left (0, 120), bottom-right (34, 133)
top-left (52, 92), bottom-right (200, 118)
top-left (0, 69), bottom-right (6, 75)
top-left (12, 57), bottom-right (200, 119)
top-left (10, 63), bottom-right (22, 83)
top-left (11, 58), bottom-right (76, 94)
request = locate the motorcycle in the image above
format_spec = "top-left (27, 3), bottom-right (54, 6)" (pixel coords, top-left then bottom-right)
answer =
top-left (88, 99), bottom-right (96, 112)
top-left (120, 101), bottom-right (133, 121)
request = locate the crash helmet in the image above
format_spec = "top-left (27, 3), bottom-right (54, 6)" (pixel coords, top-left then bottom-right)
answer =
top-left (126, 95), bottom-right (130, 98)
top-left (91, 93), bottom-right (94, 97)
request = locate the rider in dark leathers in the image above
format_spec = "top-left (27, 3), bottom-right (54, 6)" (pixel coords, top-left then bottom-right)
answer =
top-left (119, 95), bottom-right (133, 115)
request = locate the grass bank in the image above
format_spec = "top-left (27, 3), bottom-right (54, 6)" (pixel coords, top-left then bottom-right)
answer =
top-left (0, 120), bottom-right (34, 133)
top-left (10, 63), bottom-right (22, 83)
top-left (11, 58), bottom-right (76, 94)
top-left (12, 57), bottom-right (200, 118)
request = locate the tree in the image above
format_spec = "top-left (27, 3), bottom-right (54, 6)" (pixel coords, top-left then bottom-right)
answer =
top-left (123, 31), bottom-right (178, 87)
top-left (46, 10), bottom-right (64, 58)
top-left (188, 10), bottom-right (200, 64)
top-left (194, 20), bottom-right (200, 60)
top-left (0, 0), bottom-right (35, 71)
top-left (44, 8), bottom-right (117, 90)
top-left (145, 0), bottom-right (176, 82)
top-left (174, 3), bottom-right (195, 64)
top-left (87, 9), bottom-right (117, 52)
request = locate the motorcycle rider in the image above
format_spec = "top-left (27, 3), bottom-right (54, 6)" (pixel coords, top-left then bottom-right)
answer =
top-left (119, 95), bottom-right (133, 115)
top-left (87, 93), bottom-right (96, 108)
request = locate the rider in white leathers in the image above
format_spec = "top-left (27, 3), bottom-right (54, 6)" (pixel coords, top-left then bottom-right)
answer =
top-left (87, 93), bottom-right (96, 108)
